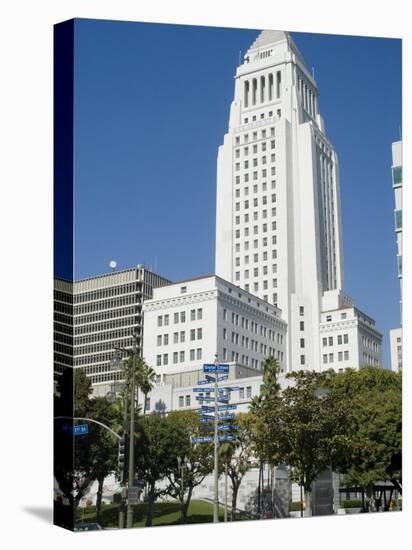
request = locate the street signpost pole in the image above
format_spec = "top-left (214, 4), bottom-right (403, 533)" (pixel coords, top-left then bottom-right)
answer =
top-left (126, 337), bottom-right (137, 529)
top-left (224, 461), bottom-right (228, 522)
top-left (213, 356), bottom-right (219, 523)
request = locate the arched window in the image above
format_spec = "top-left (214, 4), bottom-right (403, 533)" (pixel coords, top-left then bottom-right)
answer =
top-left (252, 78), bottom-right (257, 105)
top-left (276, 71), bottom-right (281, 98)
top-left (244, 80), bottom-right (249, 108)
top-left (260, 76), bottom-right (265, 103)
top-left (269, 73), bottom-right (274, 101)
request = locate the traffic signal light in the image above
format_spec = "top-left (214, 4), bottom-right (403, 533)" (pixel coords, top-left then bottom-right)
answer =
top-left (118, 433), bottom-right (129, 483)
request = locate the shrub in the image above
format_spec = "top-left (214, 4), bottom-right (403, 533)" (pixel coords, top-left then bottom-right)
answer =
top-left (342, 499), bottom-right (362, 509)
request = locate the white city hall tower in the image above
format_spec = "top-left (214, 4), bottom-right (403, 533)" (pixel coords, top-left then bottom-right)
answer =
top-left (215, 30), bottom-right (382, 372)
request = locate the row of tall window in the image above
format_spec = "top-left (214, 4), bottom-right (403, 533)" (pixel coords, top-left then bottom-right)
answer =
top-left (156, 328), bottom-right (202, 346)
top-left (74, 346), bottom-right (135, 367)
top-left (297, 74), bottom-right (317, 118)
top-left (243, 72), bottom-right (281, 107)
top-left (235, 209), bottom-right (277, 225)
top-left (235, 166), bottom-right (276, 179)
top-left (156, 348), bottom-right (202, 366)
top-left (235, 195), bottom-right (277, 210)
top-left (236, 252), bottom-right (277, 265)
top-left (75, 327), bottom-right (135, 346)
top-left (361, 336), bottom-right (379, 352)
top-left (74, 306), bottom-right (140, 326)
top-left (89, 371), bottom-right (122, 385)
top-left (74, 315), bottom-right (137, 336)
top-left (235, 127), bottom-right (275, 146)
top-left (235, 180), bottom-right (276, 193)
top-left (362, 353), bottom-right (380, 367)
top-left (322, 334), bottom-right (349, 346)
top-left (235, 140), bottom-right (275, 157)
top-left (242, 109), bottom-right (280, 125)
top-left (235, 227), bottom-right (278, 240)
top-left (72, 282), bottom-right (141, 304)
top-left (323, 351), bottom-right (350, 364)
top-left (74, 294), bottom-right (140, 315)
top-left (157, 308), bottom-right (203, 327)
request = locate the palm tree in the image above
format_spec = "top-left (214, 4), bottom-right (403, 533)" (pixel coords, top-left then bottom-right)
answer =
top-left (138, 361), bottom-right (157, 415)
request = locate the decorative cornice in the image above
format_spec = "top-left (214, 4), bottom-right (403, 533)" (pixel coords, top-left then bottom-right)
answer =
top-left (143, 290), bottom-right (217, 312)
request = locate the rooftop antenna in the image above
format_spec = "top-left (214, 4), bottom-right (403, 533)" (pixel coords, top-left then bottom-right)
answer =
top-left (312, 66), bottom-right (315, 79)
top-left (399, 125), bottom-right (402, 140)
top-left (239, 50), bottom-right (242, 64)
top-left (109, 260), bottom-right (117, 272)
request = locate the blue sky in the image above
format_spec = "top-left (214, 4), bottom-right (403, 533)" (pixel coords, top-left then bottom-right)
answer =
top-left (72, 19), bottom-right (401, 368)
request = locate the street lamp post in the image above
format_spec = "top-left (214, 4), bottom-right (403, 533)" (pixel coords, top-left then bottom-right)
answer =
top-left (224, 461), bottom-right (228, 522)
top-left (213, 354), bottom-right (219, 523)
top-left (110, 332), bottom-right (140, 529)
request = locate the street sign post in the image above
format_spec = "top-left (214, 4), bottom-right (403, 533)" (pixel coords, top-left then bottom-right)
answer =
top-left (195, 396), bottom-right (215, 402)
top-left (127, 487), bottom-right (140, 506)
top-left (218, 405), bottom-right (237, 412)
top-left (192, 361), bottom-right (240, 523)
top-left (192, 436), bottom-right (213, 444)
top-left (218, 413), bottom-right (235, 421)
top-left (73, 424), bottom-right (89, 435)
top-left (203, 363), bottom-right (230, 374)
top-left (219, 434), bottom-right (236, 442)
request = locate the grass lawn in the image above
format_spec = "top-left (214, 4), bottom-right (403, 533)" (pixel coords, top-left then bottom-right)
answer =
top-left (76, 499), bottom-right (248, 528)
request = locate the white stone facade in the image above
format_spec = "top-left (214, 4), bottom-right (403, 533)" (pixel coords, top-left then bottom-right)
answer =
top-left (390, 141), bottom-right (402, 372)
top-left (142, 274), bottom-right (287, 383)
top-left (215, 30), bottom-right (382, 372)
top-left (390, 328), bottom-right (402, 373)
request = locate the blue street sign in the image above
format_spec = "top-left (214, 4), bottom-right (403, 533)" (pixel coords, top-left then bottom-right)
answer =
top-left (217, 397), bottom-right (229, 403)
top-left (73, 424), bottom-right (88, 435)
top-left (199, 418), bottom-right (215, 424)
top-left (200, 405), bottom-right (214, 412)
top-left (218, 413), bottom-right (235, 420)
top-left (217, 375), bottom-right (229, 382)
top-left (193, 387), bottom-right (212, 392)
top-left (218, 405), bottom-right (237, 411)
top-left (218, 424), bottom-right (232, 431)
top-left (221, 387), bottom-right (242, 392)
top-left (199, 413), bottom-right (215, 419)
top-left (195, 396), bottom-right (215, 402)
top-left (219, 434), bottom-right (236, 442)
top-left (192, 436), bottom-right (213, 444)
top-left (203, 364), bottom-right (230, 374)
top-left (198, 379), bottom-right (212, 385)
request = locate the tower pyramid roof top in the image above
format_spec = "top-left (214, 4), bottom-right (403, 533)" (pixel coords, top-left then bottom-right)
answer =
top-left (249, 30), bottom-right (289, 50)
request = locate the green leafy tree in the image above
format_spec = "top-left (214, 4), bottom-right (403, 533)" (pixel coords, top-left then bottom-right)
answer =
top-left (134, 414), bottom-right (177, 526)
top-left (253, 369), bottom-right (348, 516)
top-left (163, 411), bottom-right (214, 522)
top-left (328, 366), bottom-right (402, 511)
